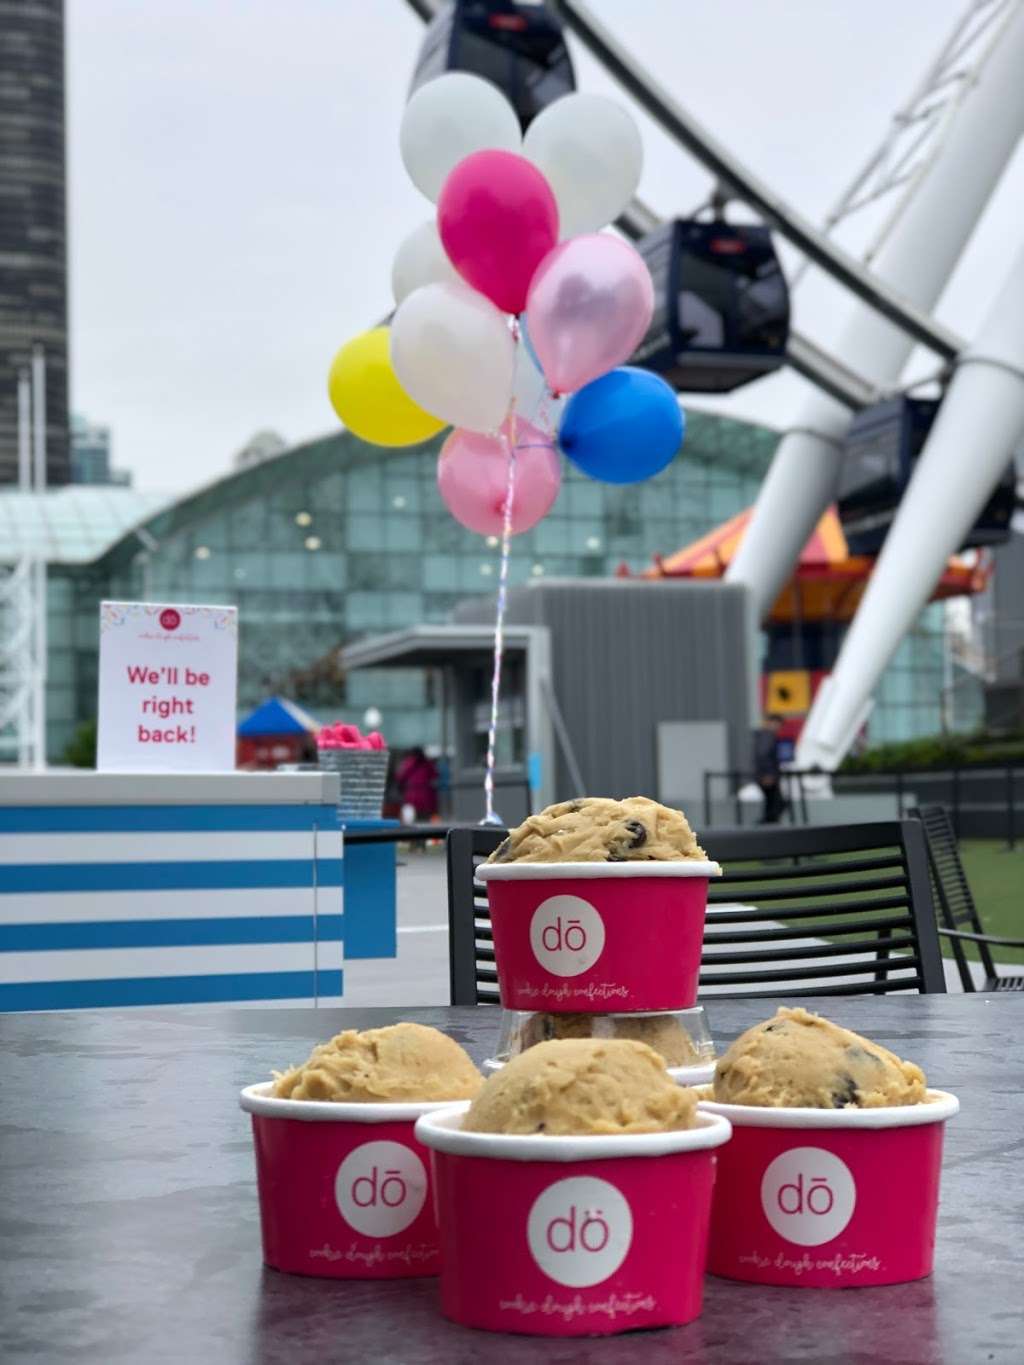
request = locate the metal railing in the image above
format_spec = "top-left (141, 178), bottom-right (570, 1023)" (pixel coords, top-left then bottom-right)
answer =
top-left (342, 823), bottom-right (470, 846)
top-left (703, 764), bottom-right (1023, 848)
top-left (702, 770), bottom-right (811, 828)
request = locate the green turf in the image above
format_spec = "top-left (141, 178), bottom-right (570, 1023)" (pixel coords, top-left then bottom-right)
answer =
top-left (716, 842), bottom-right (1024, 970)
top-left (955, 840), bottom-right (1024, 965)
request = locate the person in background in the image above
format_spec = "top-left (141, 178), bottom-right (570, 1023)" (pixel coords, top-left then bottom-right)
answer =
top-left (395, 746), bottom-right (439, 823)
top-left (753, 713), bottom-right (786, 825)
top-left (381, 749), bottom-right (403, 821)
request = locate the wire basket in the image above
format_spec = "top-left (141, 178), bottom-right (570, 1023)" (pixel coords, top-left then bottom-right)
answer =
top-left (318, 748), bottom-right (389, 820)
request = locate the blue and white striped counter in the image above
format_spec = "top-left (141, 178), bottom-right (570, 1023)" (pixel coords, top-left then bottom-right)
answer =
top-left (0, 772), bottom-right (344, 1012)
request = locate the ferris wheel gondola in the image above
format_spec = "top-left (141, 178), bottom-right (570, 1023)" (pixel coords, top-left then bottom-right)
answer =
top-left (410, 0), bottom-right (575, 131)
top-left (632, 219), bottom-right (790, 393)
top-left (837, 395), bottom-right (1016, 556)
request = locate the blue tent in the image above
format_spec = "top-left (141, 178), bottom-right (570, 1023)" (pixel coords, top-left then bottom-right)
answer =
top-left (237, 696), bottom-right (318, 737)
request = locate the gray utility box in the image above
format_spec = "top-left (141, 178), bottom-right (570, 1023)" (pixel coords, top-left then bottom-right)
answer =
top-left (454, 578), bottom-right (758, 807)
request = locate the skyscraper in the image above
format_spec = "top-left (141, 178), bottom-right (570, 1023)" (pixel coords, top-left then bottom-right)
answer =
top-left (0, 0), bottom-right (70, 485)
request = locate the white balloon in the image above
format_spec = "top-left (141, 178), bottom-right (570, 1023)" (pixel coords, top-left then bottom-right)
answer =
top-left (390, 281), bottom-right (515, 433)
top-left (400, 72), bottom-right (521, 202)
top-left (523, 93), bottom-right (643, 238)
top-left (391, 219), bottom-right (460, 305)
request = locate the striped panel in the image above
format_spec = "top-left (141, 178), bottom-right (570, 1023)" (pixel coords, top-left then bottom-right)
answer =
top-left (0, 860), bottom-right (343, 894)
top-left (0, 831), bottom-right (319, 864)
top-left (0, 915), bottom-right (344, 952)
top-left (0, 805), bottom-right (342, 834)
top-left (0, 801), bottom-right (345, 1012)
top-left (2, 940), bottom-right (343, 984)
top-left (0, 887), bottom-right (326, 923)
top-left (0, 970), bottom-right (344, 1013)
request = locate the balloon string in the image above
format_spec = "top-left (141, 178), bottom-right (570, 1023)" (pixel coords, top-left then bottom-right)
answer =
top-left (483, 407), bottom-right (517, 826)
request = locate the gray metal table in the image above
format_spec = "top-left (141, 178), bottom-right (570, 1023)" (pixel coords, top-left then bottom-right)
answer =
top-left (1, 997), bottom-right (1021, 1364)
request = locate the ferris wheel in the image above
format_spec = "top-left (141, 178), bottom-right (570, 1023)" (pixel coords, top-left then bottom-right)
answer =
top-left (401, 0), bottom-right (1024, 770)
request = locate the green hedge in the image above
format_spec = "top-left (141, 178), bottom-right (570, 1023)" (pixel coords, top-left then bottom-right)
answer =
top-left (841, 731), bottom-right (1024, 773)
top-left (62, 718), bottom-right (97, 769)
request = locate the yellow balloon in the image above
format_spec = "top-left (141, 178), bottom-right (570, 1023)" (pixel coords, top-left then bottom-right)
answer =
top-left (327, 327), bottom-right (445, 447)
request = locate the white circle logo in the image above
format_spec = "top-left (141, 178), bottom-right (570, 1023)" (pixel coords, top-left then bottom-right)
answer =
top-left (529, 895), bottom-right (606, 977)
top-left (526, 1176), bottom-right (633, 1287)
top-left (334, 1140), bottom-right (427, 1238)
top-left (760, 1146), bottom-right (856, 1246)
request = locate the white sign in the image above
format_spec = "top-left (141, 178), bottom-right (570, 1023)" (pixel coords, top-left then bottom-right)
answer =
top-left (96, 601), bottom-right (238, 772)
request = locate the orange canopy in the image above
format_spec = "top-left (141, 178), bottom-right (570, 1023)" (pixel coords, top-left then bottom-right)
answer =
top-left (638, 506), bottom-right (991, 625)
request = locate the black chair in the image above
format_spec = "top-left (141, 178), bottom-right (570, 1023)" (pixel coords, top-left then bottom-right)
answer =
top-left (700, 821), bottom-right (944, 998)
top-left (911, 804), bottom-right (1024, 992)
top-left (447, 827), bottom-right (506, 1006)
top-left (447, 820), bottom-right (946, 1004)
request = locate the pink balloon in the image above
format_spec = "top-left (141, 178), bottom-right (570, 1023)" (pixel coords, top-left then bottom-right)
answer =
top-left (525, 234), bottom-right (655, 394)
top-left (437, 417), bottom-right (561, 536)
top-left (438, 150), bottom-right (559, 315)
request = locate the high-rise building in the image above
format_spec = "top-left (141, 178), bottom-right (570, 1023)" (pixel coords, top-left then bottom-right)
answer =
top-left (69, 413), bottom-right (130, 486)
top-left (0, 0), bottom-right (70, 486)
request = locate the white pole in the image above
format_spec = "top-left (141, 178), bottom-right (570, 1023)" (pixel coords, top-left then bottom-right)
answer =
top-left (798, 242), bottom-right (1024, 770)
top-left (17, 370), bottom-right (32, 492)
top-left (727, 1), bottom-right (1024, 619)
top-left (31, 344), bottom-right (46, 494)
top-left (30, 345), bottom-right (47, 771)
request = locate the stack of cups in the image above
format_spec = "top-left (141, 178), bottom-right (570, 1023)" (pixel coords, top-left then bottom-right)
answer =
top-left (412, 854), bottom-right (727, 1336)
top-left (476, 857), bottom-right (723, 1084)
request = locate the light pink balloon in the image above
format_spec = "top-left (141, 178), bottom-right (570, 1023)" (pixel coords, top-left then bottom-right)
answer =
top-left (437, 417), bottom-right (561, 536)
top-left (525, 234), bottom-right (655, 394)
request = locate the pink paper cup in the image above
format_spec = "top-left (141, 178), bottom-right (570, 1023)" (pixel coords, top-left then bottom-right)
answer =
top-left (416, 1103), bottom-right (732, 1336)
top-left (240, 1083), bottom-right (452, 1278)
top-left (699, 1089), bottom-right (959, 1288)
top-left (477, 861), bottom-right (721, 1012)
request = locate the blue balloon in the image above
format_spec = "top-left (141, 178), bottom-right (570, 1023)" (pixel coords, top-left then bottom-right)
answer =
top-left (558, 367), bottom-right (685, 484)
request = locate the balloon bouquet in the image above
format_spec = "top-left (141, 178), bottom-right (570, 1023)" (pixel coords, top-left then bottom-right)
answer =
top-left (326, 75), bottom-right (687, 818)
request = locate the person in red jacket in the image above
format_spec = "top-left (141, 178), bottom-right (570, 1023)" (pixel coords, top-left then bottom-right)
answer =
top-left (395, 746), bottom-right (439, 822)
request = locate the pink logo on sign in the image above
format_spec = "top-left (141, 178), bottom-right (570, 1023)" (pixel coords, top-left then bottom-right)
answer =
top-left (159, 608), bottom-right (181, 631)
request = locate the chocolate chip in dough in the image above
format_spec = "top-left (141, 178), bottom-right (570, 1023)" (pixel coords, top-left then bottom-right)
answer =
top-left (625, 820), bottom-right (648, 849)
top-left (830, 1074), bottom-right (860, 1108)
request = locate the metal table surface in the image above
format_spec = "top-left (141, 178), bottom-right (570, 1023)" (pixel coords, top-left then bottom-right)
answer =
top-left (1, 996), bottom-right (1021, 1364)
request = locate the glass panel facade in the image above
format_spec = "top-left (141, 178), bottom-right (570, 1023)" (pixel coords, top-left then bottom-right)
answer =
top-left (10, 417), bottom-right (963, 761)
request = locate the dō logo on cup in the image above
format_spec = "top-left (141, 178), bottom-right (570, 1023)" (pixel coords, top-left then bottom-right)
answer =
top-left (760, 1147), bottom-right (856, 1246)
top-left (527, 1176), bottom-right (633, 1288)
top-left (529, 895), bottom-right (606, 977)
top-left (159, 608), bottom-right (181, 631)
top-left (334, 1140), bottom-right (427, 1238)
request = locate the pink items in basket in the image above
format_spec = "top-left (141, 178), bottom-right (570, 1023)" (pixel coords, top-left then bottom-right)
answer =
top-left (318, 723), bottom-right (386, 751)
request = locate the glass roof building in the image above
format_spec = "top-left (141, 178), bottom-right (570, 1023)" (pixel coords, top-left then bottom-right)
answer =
top-left (0, 412), bottom-right (958, 761)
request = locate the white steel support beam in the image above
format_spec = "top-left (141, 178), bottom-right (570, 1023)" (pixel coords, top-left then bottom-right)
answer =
top-left (558, 0), bottom-right (964, 359)
top-left (728, 0), bottom-right (1024, 618)
top-left (798, 242), bottom-right (1024, 770)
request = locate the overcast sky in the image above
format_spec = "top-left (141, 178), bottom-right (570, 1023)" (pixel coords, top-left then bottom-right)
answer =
top-left (66, 0), bottom-right (1024, 492)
